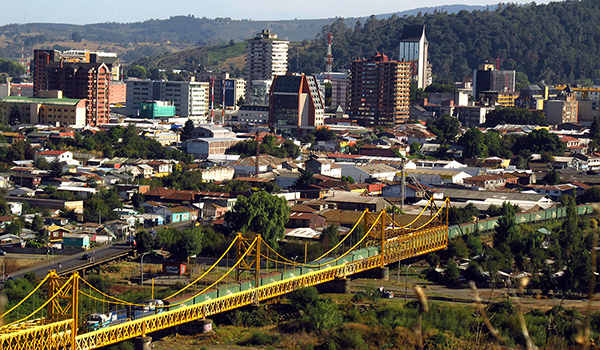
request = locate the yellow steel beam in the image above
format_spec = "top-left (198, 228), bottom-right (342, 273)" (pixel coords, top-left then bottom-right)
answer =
top-left (1, 213), bottom-right (448, 350)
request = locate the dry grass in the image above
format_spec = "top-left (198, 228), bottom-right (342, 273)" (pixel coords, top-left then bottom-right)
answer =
top-left (1, 257), bottom-right (45, 275)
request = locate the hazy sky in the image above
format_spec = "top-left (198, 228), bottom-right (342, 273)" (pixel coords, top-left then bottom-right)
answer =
top-left (2, 0), bottom-right (558, 26)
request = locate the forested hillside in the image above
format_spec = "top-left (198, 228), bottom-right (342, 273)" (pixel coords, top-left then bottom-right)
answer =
top-left (0, 5), bottom-right (489, 63)
top-left (291, 0), bottom-right (600, 85)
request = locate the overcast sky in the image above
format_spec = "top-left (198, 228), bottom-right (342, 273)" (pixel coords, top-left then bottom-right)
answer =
top-left (2, 0), bottom-right (558, 26)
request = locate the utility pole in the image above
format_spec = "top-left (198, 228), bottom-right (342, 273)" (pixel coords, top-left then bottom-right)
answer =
top-left (401, 158), bottom-right (406, 212)
top-left (255, 131), bottom-right (260, 177)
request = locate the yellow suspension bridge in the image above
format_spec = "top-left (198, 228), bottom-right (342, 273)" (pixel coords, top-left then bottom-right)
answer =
top-left (0, 198), bottom-right (449, 350)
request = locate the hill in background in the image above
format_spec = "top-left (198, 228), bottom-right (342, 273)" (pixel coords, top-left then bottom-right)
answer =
top-left (0, 5), bottom-right (493, 64)
top-left (128, 0), bottom-right (600, 87)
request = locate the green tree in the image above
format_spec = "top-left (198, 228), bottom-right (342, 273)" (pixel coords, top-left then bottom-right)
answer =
top-left (131, 192), bottom-right (145, 208)
top-left (493, 202), bottom-right (522, 268)
top-left (409, 141), bottom-right (421, 156)
top-left (314, 127), bottom-right (336, 141)
top-left (181, 119), bottom-right (194, 141)
top-left (31, 215), bottom-right (44, 233)
top-left (225, 191), bottom-right (290, 250)
top-left (294, 169), bottom-right (316, 187)
top-left (281, 140), bottom-right (300, 159)
top-left (514, 129), bottom-right (566, 156)
top-left (71, 32), bottom-right (83, 42)
top-left (156, 227), bottom-right (178, 249)
top-left (409, 83), bottom-right (429, 103)
top-left (170, 227), bottom-right (204, 261)
top-left (262, 134), bottom-right (276, 147)
top-left (542, 169), bottom-right (562, 185)
top-left (135, 230), bottom-right (154, 254)
top-left (49, 158), bottom-right (63, 178)
top-left (427, 115), bottom-right (460, 144)
top-left (485, 107), bottom-right (546, 126)
top-left (458, 127), bottom-right (488, 158)
top-left (8, 104), bottom-right (23, 125)
top-left (126, 65), bottom-right (147, 79)
top-left (424, 83), bottom-right (457, 93)
top-left (445, 261), bottom-right (461, 286)
top-left (448, 237), bottom-right (469, 260)
top-left (320, 224), bottom-right (339, 251)
top-left (448, 203), bottom-right (479, 225)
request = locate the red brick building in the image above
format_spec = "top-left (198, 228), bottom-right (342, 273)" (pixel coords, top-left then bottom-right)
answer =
top-left (32, 49), bottom-right (111, 126)
top-left (348, 52), bottom-right (411, 126)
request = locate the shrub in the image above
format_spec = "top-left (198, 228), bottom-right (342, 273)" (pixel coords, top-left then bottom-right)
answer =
top-left (444, 261), bottom-right (461, 287)
top-left (287, 286), bottom-right (320, 312)
top-left (335, 327), bottom-right (367, 349)
top-left (240, 331), bottom-right (281, 346)
top-left (305, 300), bottom-right (342, 333)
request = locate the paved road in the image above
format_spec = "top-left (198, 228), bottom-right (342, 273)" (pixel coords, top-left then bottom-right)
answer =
top-left (10, 243), bottom-right (134, 280)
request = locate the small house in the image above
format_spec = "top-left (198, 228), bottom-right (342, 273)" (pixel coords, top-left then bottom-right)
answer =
top-left (62, 233), bottom-right (90, 250)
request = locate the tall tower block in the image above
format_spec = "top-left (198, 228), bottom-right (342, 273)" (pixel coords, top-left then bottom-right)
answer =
top-left (399, 25), bottom-right (431, 89)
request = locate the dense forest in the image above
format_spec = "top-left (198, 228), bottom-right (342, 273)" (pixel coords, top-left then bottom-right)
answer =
top-left (291, 0), bottom-right (600, 85)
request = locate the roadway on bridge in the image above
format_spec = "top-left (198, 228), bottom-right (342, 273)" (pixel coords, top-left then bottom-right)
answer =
top-left (10, 243), bottom-right (134, 280)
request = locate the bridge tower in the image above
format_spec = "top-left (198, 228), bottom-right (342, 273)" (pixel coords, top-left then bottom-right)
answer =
top-left (47, 270), bottom-right (80, 349)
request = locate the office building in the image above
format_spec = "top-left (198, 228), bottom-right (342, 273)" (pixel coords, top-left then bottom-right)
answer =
top-left (245, 30), bottom-right (288, 104)
top-left (473, 63), bottom-right (516, 100)
top-left (125, 79), bottom-right (210, 122)
top-left (348, 52), bottom-right (411, 126)
top-left (139, 101), bottom-right (176, 119)
top-left (544, 85), bottom-right (578, 124)
top-left (0, 91), bottom-right (86, 127)
top-left (399, 25), bottom-right (431, 89)
top-left (269, 74), bottom-right (324, 136)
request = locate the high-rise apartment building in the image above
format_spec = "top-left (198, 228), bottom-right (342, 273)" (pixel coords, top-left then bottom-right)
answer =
top-left (399, 25), bottom-right (431, 89)
top-left (125, 79), bottom-right (210, 122)
top-left (43, 61), bottom-right (111, 126)
top-left (32, 49), bottom-right (121, 126)
top-left (269, 74), bottom-right (324, 136)
top-left (245, 30), bottom-right (288, 104)
top-left (348, 53), bottom-right (411, 127)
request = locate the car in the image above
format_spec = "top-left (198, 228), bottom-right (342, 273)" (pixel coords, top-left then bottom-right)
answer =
top-left (0, 250), bottom-right (6, 256)
top-left (82, 253), bottom-right (93, 261)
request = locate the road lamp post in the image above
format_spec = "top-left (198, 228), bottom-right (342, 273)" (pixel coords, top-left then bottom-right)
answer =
top-left (140, 251), bottom-right (150, 287)
top-left (404, 264), bottom-right (412, 301)
top-left (0, 260), bottom-right (4, 282)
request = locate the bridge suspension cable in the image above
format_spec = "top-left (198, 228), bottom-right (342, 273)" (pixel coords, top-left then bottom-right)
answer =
top-left (1, 274), bottom-right (50, 319)
top-left (0, 274), bottom-right (76, 332)
top-left (260, 210), bottom-right (386, 268)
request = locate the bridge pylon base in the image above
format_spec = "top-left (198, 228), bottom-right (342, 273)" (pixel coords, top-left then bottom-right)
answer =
top-left (134, 336), bottom-right (152, 350)
top-left (316, 277), bottom-right (350, 294)
top-left (354, 267), bottom-right (389, 281)
top-left (180, 319), bottom-right (213, 335)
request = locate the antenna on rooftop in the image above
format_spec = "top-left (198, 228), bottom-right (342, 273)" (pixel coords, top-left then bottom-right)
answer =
top-left (325, 33), bottom-right (333, 80)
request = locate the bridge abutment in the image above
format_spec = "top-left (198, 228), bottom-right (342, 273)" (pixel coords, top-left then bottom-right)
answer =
top-left (134, 336), bottom-right (152, 350)
top-left (317, 278), bottom-right (349, 293)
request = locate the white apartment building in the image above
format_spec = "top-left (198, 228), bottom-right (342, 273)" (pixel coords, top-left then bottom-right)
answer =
top-left (245, 30), bottom-right (288, 104)
top-left (125, 79), bottom-right (210, 122)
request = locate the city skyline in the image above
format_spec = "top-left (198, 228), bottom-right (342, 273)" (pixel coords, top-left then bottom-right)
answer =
top-left (1, 0), bottom-right (557, 26)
